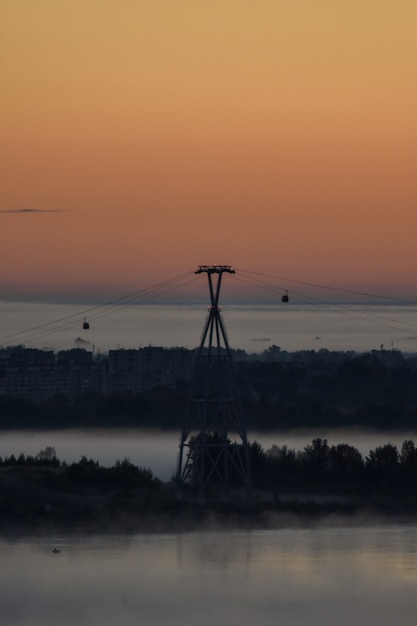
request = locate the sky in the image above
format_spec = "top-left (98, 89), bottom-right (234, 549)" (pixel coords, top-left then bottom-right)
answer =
top-left (1, 0), bottom-right (417, 302)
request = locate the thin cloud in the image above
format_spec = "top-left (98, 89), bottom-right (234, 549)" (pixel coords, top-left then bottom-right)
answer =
top-left (0, 208), bottom-right (66, 214)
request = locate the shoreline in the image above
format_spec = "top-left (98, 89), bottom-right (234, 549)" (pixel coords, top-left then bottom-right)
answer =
top-left (2, 486), bottom-right (417, 537)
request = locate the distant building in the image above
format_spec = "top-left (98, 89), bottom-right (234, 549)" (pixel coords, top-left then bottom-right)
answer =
top-left (108, 347), bottom-right (195, 393)
top-left (0, 347), bottom-right (55, 399)
top-left (0, 345), bottom-right (196, 399)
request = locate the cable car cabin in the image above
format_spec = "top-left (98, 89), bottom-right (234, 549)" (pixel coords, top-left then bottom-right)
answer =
top-left (282, 290), bottom-right (289, 303)
top-left (83, 318), bottom-right (90, 330)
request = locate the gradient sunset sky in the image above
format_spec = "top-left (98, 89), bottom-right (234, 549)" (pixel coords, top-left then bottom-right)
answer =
top-left (1, 1), bottom-right (417, 301)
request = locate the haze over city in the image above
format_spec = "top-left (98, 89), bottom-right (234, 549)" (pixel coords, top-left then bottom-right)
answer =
top-left (1, 1), bottom-right (417, 304)
top-left (3, 8), bottom-right (417, 626)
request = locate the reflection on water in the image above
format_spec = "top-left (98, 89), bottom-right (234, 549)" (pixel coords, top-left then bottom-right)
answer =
top-left (1, 526), bottom-right (417, 625)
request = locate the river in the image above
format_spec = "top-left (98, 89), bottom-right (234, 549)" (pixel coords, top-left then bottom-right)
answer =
top-left (1, 428), bottom-right (417, 480)
top-left (1, 525), bottom-right (417, 625)
top-left (2, 302), bottom-right (417, 354)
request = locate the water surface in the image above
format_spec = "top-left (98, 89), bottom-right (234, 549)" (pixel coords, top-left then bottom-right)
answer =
top-left (1, 526), bottom-right (417, 625)
top-left (2, 302), bottom-right (417, 353)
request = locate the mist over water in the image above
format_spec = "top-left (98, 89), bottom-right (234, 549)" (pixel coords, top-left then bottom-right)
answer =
top-left (2, 302), bottom-right (417, 354)
top-left (3, 303), bottom-right (417, 625)
top-left (2, 429), bottom-right (417, 481)
top-left (2, 527), bottom-right (417, 625)
top-left (0, 430), bottom-right (179, 480)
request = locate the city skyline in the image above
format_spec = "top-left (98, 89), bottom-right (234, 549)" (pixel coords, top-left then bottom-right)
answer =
top-left (2, 1), bottom-right (417, 301)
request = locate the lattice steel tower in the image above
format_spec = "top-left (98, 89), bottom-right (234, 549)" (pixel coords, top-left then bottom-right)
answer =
top-left (176, 265), bottom-right (252, 503)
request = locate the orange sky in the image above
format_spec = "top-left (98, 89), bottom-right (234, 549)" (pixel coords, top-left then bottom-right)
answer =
top-left (1, 0), bottom-right (417, 301)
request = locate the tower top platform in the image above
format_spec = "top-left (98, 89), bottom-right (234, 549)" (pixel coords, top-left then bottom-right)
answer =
top-left (195, 265), bottom-right (235, 274)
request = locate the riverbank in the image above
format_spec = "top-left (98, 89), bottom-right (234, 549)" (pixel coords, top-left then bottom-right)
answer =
top-left (2, 462), bottom-right (417, 536)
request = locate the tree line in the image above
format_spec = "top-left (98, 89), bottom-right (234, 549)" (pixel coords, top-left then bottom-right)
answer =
top-left (248, 437), bottom-right (417, 501)
top-left (2, 437), bottom-right (417, 503)
top-left (0, 446), bottom-right (157, 489)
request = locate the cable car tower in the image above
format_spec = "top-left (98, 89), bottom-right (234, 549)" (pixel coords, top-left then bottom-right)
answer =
top-left (176, 265), bottom-right (252, 503)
